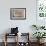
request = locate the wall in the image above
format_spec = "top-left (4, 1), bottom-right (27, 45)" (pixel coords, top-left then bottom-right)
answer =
top-left (0, 0), bottom-right (37, 42)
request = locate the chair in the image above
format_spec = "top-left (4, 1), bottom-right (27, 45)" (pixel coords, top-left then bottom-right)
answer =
top-left (18, 33), bottom-right (30, 46)
top-left (4, 27), bottom-right (19, 46)
top-left (4, 33), bottom-right (18, 46)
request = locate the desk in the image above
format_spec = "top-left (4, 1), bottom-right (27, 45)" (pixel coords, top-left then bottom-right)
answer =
top-left (4, 33), bottom-right (18, 46)
top-left (4, 33), bottom-right (30, 46)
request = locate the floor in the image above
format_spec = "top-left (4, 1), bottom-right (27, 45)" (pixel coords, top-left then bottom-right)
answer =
top-left (0, 42), bottom-right (46, 46)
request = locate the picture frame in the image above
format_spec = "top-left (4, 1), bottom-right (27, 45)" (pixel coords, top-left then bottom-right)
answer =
top-left (36, 0), bottom-right (46, 26)
top-left (10, 8), bottom-right (26, 20)
top-left (36, 0), bottom-right (46, 18)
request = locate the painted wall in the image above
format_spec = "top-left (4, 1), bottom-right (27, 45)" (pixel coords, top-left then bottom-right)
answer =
top-left (0, 0), bottom-right (37, 42)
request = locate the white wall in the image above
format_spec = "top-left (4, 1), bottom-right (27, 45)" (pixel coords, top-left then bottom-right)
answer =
top-left (0, 0), bottom-right (37, 42)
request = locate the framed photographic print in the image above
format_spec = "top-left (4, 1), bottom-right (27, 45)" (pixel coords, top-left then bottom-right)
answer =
top-left (36, 0), bottom-right (46, 26)
top-left (10, 8), bottom-right (26, 20)
top-left (37, 0), bottom-right (46, 18)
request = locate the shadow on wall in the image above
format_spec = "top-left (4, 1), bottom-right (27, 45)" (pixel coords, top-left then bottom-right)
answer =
top-left (2, 28), bottom-right (11, 34)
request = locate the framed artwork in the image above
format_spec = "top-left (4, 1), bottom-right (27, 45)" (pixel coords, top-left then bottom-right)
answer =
top-left (36, 0), bottom-right (46, 26)
top-left (10, 8), bottom-right (26, 20)
top-left (37, 0), bottom-right (46, 18)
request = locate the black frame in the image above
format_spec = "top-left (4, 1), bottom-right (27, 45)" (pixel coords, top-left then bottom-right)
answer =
top-left (10, 8), bottom-right (26, 20)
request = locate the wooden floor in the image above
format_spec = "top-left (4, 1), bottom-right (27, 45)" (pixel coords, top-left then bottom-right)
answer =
top-left (0, 42), bottom-right (46, 46)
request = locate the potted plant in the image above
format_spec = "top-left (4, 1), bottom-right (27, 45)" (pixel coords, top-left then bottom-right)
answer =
top-left (32, 24), bottom-right (45, 30)
top-left (32, 25), bottom-right (39, 30)
top-left (40, 26), bottom-right (45, 29)
top-left (33, 32), bottom-right (46, 43)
